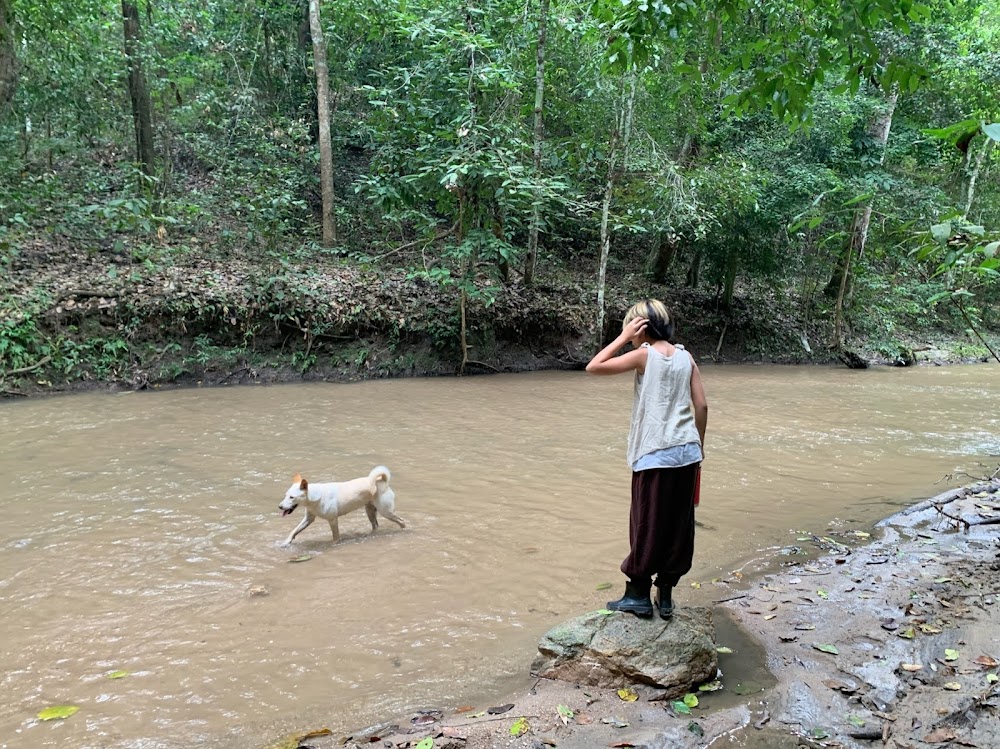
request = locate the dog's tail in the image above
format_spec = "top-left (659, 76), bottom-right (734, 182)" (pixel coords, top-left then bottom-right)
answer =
top-left (368, 465), bottom-right (391, 495)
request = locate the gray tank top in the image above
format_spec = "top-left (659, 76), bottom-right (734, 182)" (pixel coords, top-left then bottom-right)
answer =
top-left (626, 345), bottom-right (701, 469)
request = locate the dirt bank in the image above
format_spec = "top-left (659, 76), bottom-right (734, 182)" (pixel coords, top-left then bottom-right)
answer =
top-left (4, 241), bottom-right (997, 398)
top-left (277, 475), bottom-right (1000, 749)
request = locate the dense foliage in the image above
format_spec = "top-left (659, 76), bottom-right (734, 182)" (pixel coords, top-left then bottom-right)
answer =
top-left (1, 0), bottom-right (998, 382)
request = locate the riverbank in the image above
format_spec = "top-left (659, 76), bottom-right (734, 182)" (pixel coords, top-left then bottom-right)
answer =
top-left (282, 475), bottom-right (1000, 749)
top-left (3, 241), bottom-right (998, 398)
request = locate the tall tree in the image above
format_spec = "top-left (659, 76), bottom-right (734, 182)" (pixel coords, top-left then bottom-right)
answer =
top-left (522, 0), bottom-right (549, 286)
top-left (831, 87), bottom-right (899, 350)
top-left (308, 0), bottom-right (337, 246)
top-left (0, 0), bottom-right (15, 116)
top-left (121, 1), bottom-right (155, 177)
top-left (595, 71), bottom-right (637, 343)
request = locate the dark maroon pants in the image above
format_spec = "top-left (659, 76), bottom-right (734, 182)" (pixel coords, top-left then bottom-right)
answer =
top-left (620, 464), bottom-right (699, 589)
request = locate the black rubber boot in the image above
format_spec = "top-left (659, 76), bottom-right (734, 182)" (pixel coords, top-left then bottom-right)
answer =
top-left (607, 580), bottom-right (654, 618)
top-left (655, 584), bottom-right (675, 619)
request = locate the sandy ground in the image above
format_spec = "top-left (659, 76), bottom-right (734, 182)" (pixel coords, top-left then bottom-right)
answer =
top-left (280, 477), bottom-right (1000, 749)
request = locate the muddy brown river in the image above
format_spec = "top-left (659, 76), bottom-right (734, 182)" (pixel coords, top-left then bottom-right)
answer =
top-left (1, 365), bottom-right (998, 749)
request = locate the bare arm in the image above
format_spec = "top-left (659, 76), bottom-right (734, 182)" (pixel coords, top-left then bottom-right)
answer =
top-left (585, 318), bottom-right (648, 375)
top-left (689, 354), bottom-right (708, 450)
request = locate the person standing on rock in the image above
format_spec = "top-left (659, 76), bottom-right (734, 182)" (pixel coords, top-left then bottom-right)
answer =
top-left (585, 299), bottom-right (708, 618)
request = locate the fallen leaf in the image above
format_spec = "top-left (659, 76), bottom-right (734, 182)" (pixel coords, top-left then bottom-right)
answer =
top-left (596, 582), bottom-right (613, 591)
top-left (943, 682), bottom-right (961, 691)
top-left (597, 609), bottom-right (615, 615)
top-left (670, 700), bottom-right (692, 715)
top-left (715, 646), bottom-right (733, 654)
top-left (467, 711), bottom-right (486, 718)
top-left (900, 663), bottom-right (923, 672)
top-left (107, 670), bottom-right (129, 679)
top-left (898, 627), bottom-right (916, 639)
top-left (698, 680), bottom-right (723, 692)
top-left (411, 714), bottom-right (438, 727)
top-left (574, 713), bottom-right (594, 725)
top-left (37, 706), bottom-right (79, 721)
top-left (288, 554), bottom-right (313, 563)
top-left (509, 717), bottom-right (529, 737)
top-left (441, 727), bottom-right (467, 739)
top-left (487, 704), bottom-right (514, 715)
top-left (764, 614), bottom-right (777, 620)
top-left (557, 705), bottom-right (574, 724)
top-left (934, 577), bottom-right (952, 584)
top-left (687, 720), bottom-right (705, 737)
top-left (414, 738), bottom-right (434, 749)
top-left (690, 582), bottom-right (701, 589)
top-left (794, 624), bottom-right (816, 631)
top-left (848, 715), bottom-right (866, 728)
top-left (920, 624), bottom-right (943, 634)
top-left (810, 728), bottom-right (831, 739)
top-left (814, 644), bottom-right (840, 655)
top-left (617, 688), bottom-right (638, 702)
top-left (454, 706), bottom-right (475, 714)
top-left (987, 674), bottom-right (998, 684)
top-left (817, 589), bottom-right (829, 599)
top-left (601, 717), bottom-right (628, 728)
top-left (683, 693), bottom-right (699, 708)
top-left (924, 727), bottom-right (958, 743)
top-left (974, 656), bottom-right (998, 669)
top-left (945, 649), bottom-right (960, 662)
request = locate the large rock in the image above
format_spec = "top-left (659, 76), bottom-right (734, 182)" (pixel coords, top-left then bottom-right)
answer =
top-left (531, 607), bottom-right (718, 696)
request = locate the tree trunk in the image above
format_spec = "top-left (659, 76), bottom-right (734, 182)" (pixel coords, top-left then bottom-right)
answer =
top-left (686, 248), bottom-right (702, 288)
top-left (122, 1), bottom-right (155, 177)
top-left (522, 0), bottom-right (549, 286)
top-left (646, 233), bottom-right (677, 283)
top-left (0, 0), bottom-right (16, 116)
top-left (308, 0), bottom-right (337, 246)
top-left (722, 246), bottom-right (738, 309)
top-left (830, 89), bottom-right (897, 350)
top-left (596, 72), bottom-right (637, 344)
top-left (962, 134), bottom-right (994, 220)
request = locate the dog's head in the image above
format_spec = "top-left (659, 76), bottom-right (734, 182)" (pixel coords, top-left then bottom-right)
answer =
top-left (279, 473), bottom-right (308, 516)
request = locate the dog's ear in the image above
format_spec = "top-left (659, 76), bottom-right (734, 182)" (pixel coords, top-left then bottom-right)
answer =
top-left (299, 478), bottom-right (308, 491)
top-left (292, 473), bottom-right (302, 484)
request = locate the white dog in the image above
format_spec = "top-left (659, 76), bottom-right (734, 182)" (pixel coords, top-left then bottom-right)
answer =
top-left (278, 465), bottom-right (406, 545)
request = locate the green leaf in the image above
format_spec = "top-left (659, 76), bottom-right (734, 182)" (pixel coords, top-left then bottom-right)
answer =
top-left (596, 582), bottom-right (614, 591)
top-left (848, 715), bottom-right (866, 728)
top-left (814, 644), bottom-right (840, 655)
top-left (38, 706), bottom-right (79, 721)
top-left (617, 688), bottom-right (638, 702)
top-left (930, 222), bottom-right (952, 244)
top-left (683, 693), bottom-right (699, 708)
top-left (597, 609), bottom-right (615, 615)
top-left (987, 674), bottom-right (998, 684)
top-left (687, 720), bottom-right (704, 737)
top-left (817, 589), bottom-right (829, 599)
top-left (107, 670), bottom-right (129, 679)
top-left (944, 649), bottom-right (960, 662)
top-left (557, 704), bottom-right (574, 720)
top-left (698, 680), bottom-right (723, 692)
top-left (288, 555), bottom-right (313, 563)
top-left (716, 646), bottom-right (733, 654)
top-left (414, 738), bottom-right (434, 749)
top-left (509, 717), bottom-right (529, 736)
top-left (811, 728), bottom-right (831, 739)
top-left (671, 700), bottom-right (692, 715)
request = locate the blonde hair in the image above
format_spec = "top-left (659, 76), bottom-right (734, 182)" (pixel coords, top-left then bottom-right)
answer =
top-left (623, 299), bottom-right (674, 341)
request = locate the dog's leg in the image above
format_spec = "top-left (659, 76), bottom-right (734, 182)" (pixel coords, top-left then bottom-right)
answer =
top-left (365, 503), bottom-right (379, 533)
top-left (328, 516), bottom-right (341, 543)
top-left (284, 511), bottom-right (316, 545)
top-left (378, 508), bottom-right (407, 529)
